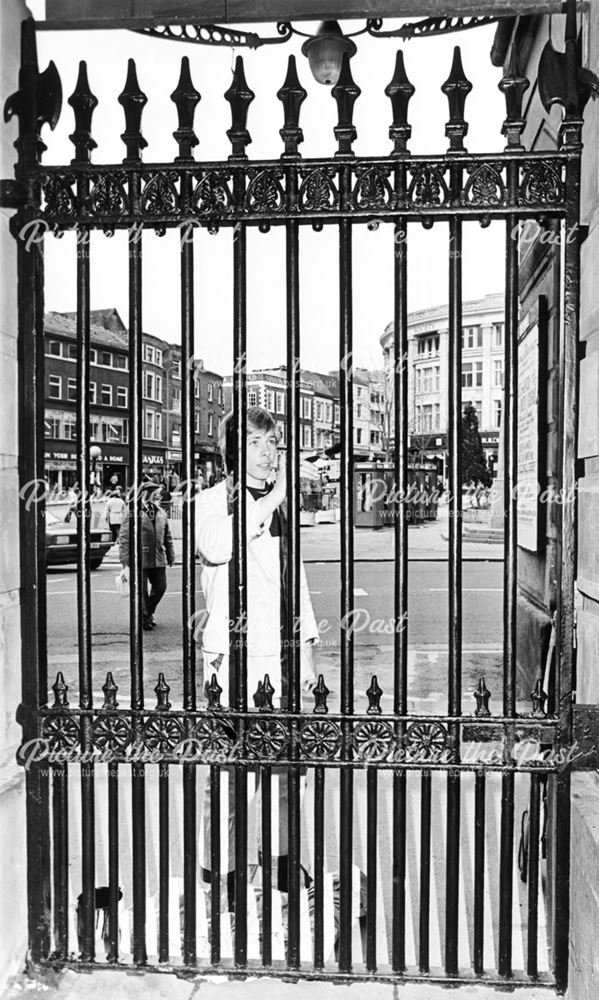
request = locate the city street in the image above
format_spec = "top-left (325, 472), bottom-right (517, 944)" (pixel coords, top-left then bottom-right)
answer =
top-left (46, 555), bottom-right (504, 711)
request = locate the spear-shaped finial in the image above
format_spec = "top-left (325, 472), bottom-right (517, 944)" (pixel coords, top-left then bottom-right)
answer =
top-left (531, 678), bottom-right (548, 718)
top-left (225, 56), bottom-right (254, 159)
top-left (312, 674), bottom-right (330, 715)
top-left (366, 675), bottom-right (383, 715)
top-left (385, 50), bottom-right (415, 156)
top-left (52, 671), bottom-right (69, 709)
top-left (68, 61), bottom-right (98, 163)
top-left (102, 671), bottom-right (118, 710)
top-left (331, 52), bottom-right (361, 156)
top-left (205, 673), bottom-right (223, 711)
top-left (118, 58), bottom-right (148, 163)
top-left (154, 673), bottom-right (171, 712)
top-left (473, 676), bottom-right (491, 717)
top-left (498, 48), bottom-right (529, 151)
top-left (171, 56), bottom-right (201, 161)
top-left (441, 47), bottom-right (472, 153)
top-left (277, 55), bottom-right (307, 159)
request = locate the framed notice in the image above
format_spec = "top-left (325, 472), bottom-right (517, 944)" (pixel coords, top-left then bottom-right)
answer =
top-left (517, 300), bottom-right (546, 552)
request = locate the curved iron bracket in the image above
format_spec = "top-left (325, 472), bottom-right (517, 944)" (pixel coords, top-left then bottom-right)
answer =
top-left (366, 15), bottom-right (502, 41)
top-left (133, 21), bottom-right (293, 49)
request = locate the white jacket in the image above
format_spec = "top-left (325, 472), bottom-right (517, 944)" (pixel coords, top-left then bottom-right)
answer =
top-left (195, 480), bottom-right (319, 656)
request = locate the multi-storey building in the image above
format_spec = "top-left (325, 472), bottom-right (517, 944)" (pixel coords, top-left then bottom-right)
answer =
top-left (380, 292), bottom-right (504, 468)
top-left (44, 311), bottom-right (225, 489)
top-left (296, 369), bottom-right (339, 453)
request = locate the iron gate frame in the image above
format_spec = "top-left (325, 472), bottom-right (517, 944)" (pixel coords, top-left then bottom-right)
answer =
top-left (3, 4), bottom-right (590, 992)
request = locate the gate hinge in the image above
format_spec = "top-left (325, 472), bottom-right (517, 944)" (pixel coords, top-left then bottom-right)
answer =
top-left (571, 705), bottom-right (599, 769)
top-left (0, 179), bottom-right (26, 208)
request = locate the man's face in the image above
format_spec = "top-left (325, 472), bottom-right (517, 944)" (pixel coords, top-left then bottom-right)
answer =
top-left (246, 425), bottom-right (278, 488)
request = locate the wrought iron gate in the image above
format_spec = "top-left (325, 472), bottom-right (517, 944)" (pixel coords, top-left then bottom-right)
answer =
top-left (4, 6), bottom-right (589, 992)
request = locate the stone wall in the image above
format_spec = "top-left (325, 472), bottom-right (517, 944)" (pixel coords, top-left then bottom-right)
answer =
top-left (0, 0), bottom-right (30, 990)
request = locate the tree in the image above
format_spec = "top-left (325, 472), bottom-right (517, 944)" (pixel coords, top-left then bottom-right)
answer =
top-left (461, 402), bottom-right (492, 504)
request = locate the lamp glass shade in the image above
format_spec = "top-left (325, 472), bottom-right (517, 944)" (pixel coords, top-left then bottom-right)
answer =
top-left (89, 445), bottom-right (102, 460)
top-left (302, 21), bottom-right (356, 87)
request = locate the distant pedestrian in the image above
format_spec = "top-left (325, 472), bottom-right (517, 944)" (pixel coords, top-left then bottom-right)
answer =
top-left (105, 487), bottom-right (126, 542)
top-left (119, 483), bottom-right (176, 630)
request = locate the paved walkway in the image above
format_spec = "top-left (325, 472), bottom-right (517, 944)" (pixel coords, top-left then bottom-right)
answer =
top-left (104, 505), bottom-right (503, 567)
top-left (4, 968), bottom-right (554, 1000)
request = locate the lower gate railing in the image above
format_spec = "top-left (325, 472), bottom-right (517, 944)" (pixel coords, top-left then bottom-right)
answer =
top-left (5, 4), bottom-right (596, 992)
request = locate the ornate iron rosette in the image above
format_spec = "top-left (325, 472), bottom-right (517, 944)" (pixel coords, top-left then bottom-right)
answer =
top-left (299, 719), bottom-right (342, 761)
top-left (141, 171), bottom-right (179, 217)
top-left (192, 717), bottom-right (236, 762)
top-left (408, 164), bottom-right (450, 208)
top-left (143, 714), bottom-right (184, 754)
top-left (352, 165), bottom-right (393, 210)
top-left (405, 720), bottom-right (448, 759)
top-left (92, 714), bottom-right (132, 754)
top-left (245, 168), bottom-right (284, 214)
top-left (298, 167), bottom-right (339, 213)
top-left (192, 171), bottom-right (233, 220)
top-left (462, 163), bottom-right (506, 207)
top-left (245, 718), bottom-right (288, 760)
top-left (86, 172), bottom-right (129, 218)
top-left (41, 173), bottom-right (76, 219)
top-left (42, 713), bottom-right (80, 751)
top-left (519, 162), bottom-right (563, 207)
top-left (353, 720), bottom-right (393, 762)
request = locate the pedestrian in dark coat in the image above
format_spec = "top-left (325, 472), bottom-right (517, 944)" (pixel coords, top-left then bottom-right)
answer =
top-left (119, 484), bottom-right (176, 630)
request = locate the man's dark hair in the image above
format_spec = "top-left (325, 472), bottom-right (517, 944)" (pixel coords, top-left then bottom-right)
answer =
top-left (220, 406), bottom-right (277, 474)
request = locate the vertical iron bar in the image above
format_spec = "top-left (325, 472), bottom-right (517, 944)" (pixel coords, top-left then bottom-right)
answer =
top-left (499, 186), bottom-right (519, 977)
top-left (76, 225), bottom-right (95, 963)
top-left (107, 765), bottom-right (119, 962)
top-left (338, 173), bottom-right (354, 970)
top-left (392, 212), bottom-right (408, 973)
top-left (498, 772), bottom-right (514, 976)
top-left (129, 219), bottom-right (147, 965)
top-left (419, 772), bottom-right (432, 973)
top-left (210, 766), bottom-right (221, 965)
top-left (446, 211), bottom-right (462, 975)
top-left (181, 211), bottom-right (197, 966)
top-left (13, 17), bottom-right (52, 961)
top-left (313, 767), bottom-right (325, 969)
top-left (526, 773), bottom-right (541, 978)
top-left (183, 766), bottom-right (196, 965)
top-left (232, 220), bottom-right (248, 965)
top-left (52, 765), bottom-right (68, 958)
top-left (473, 772), bottom-right (486, 975)
top-left (366, 768), bottom-right (378, 972)
top-left (261, 767), bottom-right (272, 966)
top-left (285, 196), bottom-right (302, 970)
top-left (158, 765), bottom-right (169, 962)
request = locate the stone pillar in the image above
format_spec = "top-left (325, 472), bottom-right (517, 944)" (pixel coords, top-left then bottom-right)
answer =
top-left (0, 0), bottom-right (30, 989)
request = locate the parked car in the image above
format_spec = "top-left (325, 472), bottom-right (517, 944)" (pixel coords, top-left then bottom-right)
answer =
top-left (45, 512), bottom-right (113, 570)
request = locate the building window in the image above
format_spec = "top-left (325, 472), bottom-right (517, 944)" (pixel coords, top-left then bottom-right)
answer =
top-left (145, 409), bottom-right (155, 439)
top-left (64, 416), bottom-right (77, 441)
top-left (194, 413), bottom-right (200, 433)
top-left (155, 375), bottom-right (163, 403)
top-left (356, 386), bottom-right (362, 398)
top-left (475, 361), bottom-right (483, 387)
top-left (115, 354), bottom-right (128, 370)
top-left (423, 367), bottom-right (434, 392)
top-left (248, 390), bottom-right (258, 406)
top-left (144, 372), bottom-right (154, 399)
top-left (171, 360), bottom-right (181, 378)
top-left (356, 428), bottom-right (363, 444)
top-left (208, 382), bottom-right (213, 402)
top-left (143, 344), bottom-right (155, 364)
top-left (278, 421), bottom-right (286, 445)
top-left (90, 348), bottom-right (97, 364)
top-left (356, 403), bottom-right (362, 418)
top-left (435, 366), bottom-right (440, 391)
top-left (48, 375), bottom-right (62, 399)
top-left (276, 392), bottom-right (285, 414)
top-left (326, 402), bottom-right (332, 422)
top-left (155, 348), bottom-right (162, 367)
top-left (218, 386), bottom-right (223, 405)
top-left (462, 325), bottom-right (483, 350)
top-left (89, 382), bottom-right (96, 405)
top-left (302, 425), bottom-right (312, 448)
top-left (100, 350), bottom-right (112, 367)
top-left (208, 413), bottom-right (213, 436)
top-left (494, 359), bottom-right (503, 387)
top-left (172, 425), bottom-right (181, 447)
top-left (67, 378), bottom-right (77, 402)
top-left (101, 384), bottom-right (112, 406)
top-left (493, 323), bottom-right (503, 348)
top-left (302, 397), bottom-right (311, 419)
top-left (462, 363), bottom-right (473, 388)
top-left (316, 401), bottom-right (323, 421)
top-left (172, 388), bottom-right (181, 412)
top-left (89, 419), bottom-right (99, 440)
top-left (47, 340), bottom-right (61, 356)
top-left (116, 386), bottom-right (128, 408)
top-left (434, 403), bottom-right (441, 429)
top-left (122, 418), bottom-right (129, 444)
top-left (465, 400), bottom-right (483, 425)
top-left (45, 412), bottom-right (61, 437)
top-left (194, 380), bottom-right (200, 399)
top-left (415, 369), bottom-right (422, 393)
top-left (494, 398), bottom-right (502, 428)
top-left (422, 404), bottom-right (433, 432)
